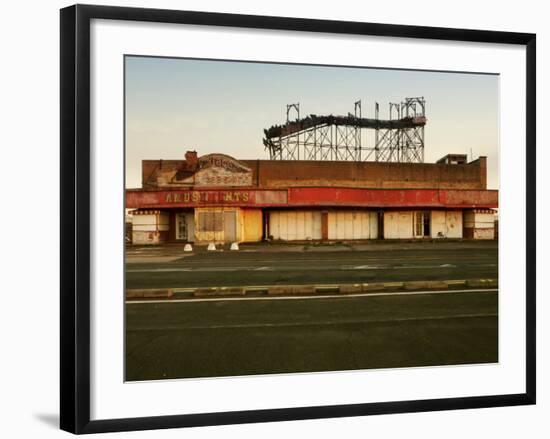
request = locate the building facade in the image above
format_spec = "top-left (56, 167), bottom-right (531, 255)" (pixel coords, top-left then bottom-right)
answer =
top-left (126, 151), bottom-right (498, 245)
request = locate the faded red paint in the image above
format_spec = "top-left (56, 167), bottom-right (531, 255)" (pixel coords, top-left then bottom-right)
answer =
top-left (126, 187), bottom-right (498, 209)
top-left (287, 188), bottom-right (497, 208)
top-left (126, 189), bottom-right (288, 209)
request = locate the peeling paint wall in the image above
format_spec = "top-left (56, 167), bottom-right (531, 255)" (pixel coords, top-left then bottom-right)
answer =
top-left (193, 207), bottom-right (244, 244)
top-left (430, 210), bottom-right (463, 238)
top-left (383, 211), bottom-right (414, 239)
top-left (464, 210), bottom-right (495, 240)
top-left (269, 211), bottom-right (322, 241)
top-left (131, 211), bottom-right (169, 245)
top-left (242, 209), bottom-right (263, 242)
top-left (141, 155), bottom-right (488, 191)
top-left (247, 158), bottom-right (489, 190)
top-left (328, 211), bottom-right (378, 240)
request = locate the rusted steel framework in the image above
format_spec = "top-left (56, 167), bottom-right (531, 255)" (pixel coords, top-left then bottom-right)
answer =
top-left (263, 97), bottom-right (426, 162)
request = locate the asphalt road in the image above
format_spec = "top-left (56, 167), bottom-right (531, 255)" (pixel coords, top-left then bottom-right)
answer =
top-left (125, 242), bottom-right (498, 289)
top-left (125, 289), bottom-right (498, 381)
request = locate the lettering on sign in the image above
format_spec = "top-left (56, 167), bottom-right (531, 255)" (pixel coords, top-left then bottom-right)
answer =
top-left (125, 189), bottom-right (288, 208)
top-left (195, 154), bottom-right (253, 187)
top-left (164, 191), bottom-right (252, 204)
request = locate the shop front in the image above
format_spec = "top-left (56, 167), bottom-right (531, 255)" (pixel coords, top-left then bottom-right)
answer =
top-left (126, 152), bottom-right (498, 244)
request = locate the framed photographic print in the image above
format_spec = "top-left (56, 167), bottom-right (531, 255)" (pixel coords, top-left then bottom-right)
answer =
top-left (60, 4), bottom-right (536, 434)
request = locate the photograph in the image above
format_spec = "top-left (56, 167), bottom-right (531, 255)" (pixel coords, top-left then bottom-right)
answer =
top-left (124, 56), bottom-right (499, 382)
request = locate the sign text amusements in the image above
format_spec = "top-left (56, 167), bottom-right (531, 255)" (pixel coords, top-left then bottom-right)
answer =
top-left (194, 154), bottom-right (253, 187)
top-left (165, 191), bottom-right (252, 204)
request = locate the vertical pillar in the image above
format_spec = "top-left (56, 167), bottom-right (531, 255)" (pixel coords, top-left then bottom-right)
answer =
top-left (263, 210), bottom-right (269, 241)
top-left (321, 211), bottom-right (329, 241)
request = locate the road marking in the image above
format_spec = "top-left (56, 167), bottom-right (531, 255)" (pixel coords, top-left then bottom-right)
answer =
top-left (126, 263), bottom-right (495, 273)
top-left (126, 288), bottom-right (498, 305)
top-left (347, 265), bottom-right (385, 270)
top-left (127, 312), bottom-right (498, 331)
top-left (127, 256), bottom-right (494, 267)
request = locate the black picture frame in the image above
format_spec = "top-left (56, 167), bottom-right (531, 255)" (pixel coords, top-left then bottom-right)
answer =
top-left (60, 4), bottom-right (536, 434)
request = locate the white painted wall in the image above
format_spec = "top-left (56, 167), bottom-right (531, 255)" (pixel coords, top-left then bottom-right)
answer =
top-left (131, 212), bottom-right (169, 244)
top-left (464, 210), bottom-right (495, 239)
top-left (445, 210), bottom-right (463, 238)
top-left (132, 213), bottom-right (169, 231)
top-left (431, 210), bottom-right (463, 238)
top-left (431, 211), bottom-right (446, 238)
top-left (384, 211), bottom-right (414, 239)
top-left (269, 210), bottom-right (322, 240)
top-left (328, 211), bottom-right (378, 240)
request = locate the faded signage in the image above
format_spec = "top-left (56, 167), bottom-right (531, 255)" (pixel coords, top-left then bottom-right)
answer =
top-left (165, 191), bottom-right (252, 204)
top-left (126, 189), bottom-right (288, 208)
top-left (195, 154), bottom-right (253, 187)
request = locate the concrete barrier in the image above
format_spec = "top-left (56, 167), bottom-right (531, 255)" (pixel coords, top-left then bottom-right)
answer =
top-left (194, 287), bottom-right (244, 297)
top-left (267, 286), bottom-right (291, 295)
top-left (126, 288), bottom-right (173, 299)
top-left (339, 284), bottom-right (362, 294)
top-left (125, 279), bottom-right (498, 301)
top-left (217, 287), bottom-right (245, 296)
top-left (380, 281), bottom-right (404, 291)
top-left (361, 283), bottom-right (386, 292)
top-left (444, 280), bottom-right (467, 288)
top-left (291, 285), bottom-right (316, 294)
top-left (404, 280), bottom-right (448, 290)
top-left (466, 279), bottom-right (498, 288)
top-left (268, 285), bottom-right (316, 295)
top-left (244, 286), bottom-right (269, 296)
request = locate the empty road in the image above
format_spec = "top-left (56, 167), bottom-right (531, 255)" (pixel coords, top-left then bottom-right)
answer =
top-left (126, 288), bottom-right (498, 381)
top-left (125, 241), bottom-right (498, 289)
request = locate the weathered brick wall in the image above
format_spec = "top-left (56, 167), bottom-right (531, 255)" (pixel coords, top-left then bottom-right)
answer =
top-left (241, 158), bottom-right (487, 190)
top-left (139, 156), bottom-right (487, 190)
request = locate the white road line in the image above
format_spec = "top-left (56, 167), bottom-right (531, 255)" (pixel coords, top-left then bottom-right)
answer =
top-left (126, 288), bottom-right (498, 305)
top-left (126, 263), bottom-right (496, 273)
top-left (128, 312), bottom-right (498, 331)
top-left (347, 265), bottom-right (385, 270)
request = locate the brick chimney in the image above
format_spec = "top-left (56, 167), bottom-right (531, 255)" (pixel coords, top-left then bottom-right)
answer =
top-left (185, 150), bottom-right (198, 171)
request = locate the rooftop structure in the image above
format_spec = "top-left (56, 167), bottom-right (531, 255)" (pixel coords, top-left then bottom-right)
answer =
top-left (263, 97), bottom-right (426, 163)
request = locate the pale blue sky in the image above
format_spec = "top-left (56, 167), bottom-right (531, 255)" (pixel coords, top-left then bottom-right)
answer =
top-left (125, 56), bottom-right (499, 189)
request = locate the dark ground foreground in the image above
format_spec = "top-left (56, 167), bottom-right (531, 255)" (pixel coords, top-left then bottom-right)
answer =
top-left (126, 289), bottom-right (498, 381)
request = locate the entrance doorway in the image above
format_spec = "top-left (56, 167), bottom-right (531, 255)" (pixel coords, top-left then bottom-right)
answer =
top-left (414, 211), bottom-right (431, 238)
top-left (175, 212), bottom-right (195, 242)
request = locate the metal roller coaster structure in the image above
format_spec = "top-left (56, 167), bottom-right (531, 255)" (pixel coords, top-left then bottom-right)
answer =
top-left (263, 97), bottom-right (426, 163)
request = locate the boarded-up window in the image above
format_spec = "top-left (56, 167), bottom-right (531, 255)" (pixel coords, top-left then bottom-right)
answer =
top-left (269, 211), bottom-right (322, 240)
top-left (198, 212), bottom-right (223, 232)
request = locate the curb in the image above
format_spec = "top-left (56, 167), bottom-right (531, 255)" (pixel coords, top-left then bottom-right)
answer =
top-left (126, 278), bottom-right (497, 301)
top-left (126, 288), bottom-right (173, 299)
top-left (194, 287), bottom-right (246, 297)
top-left (465, 278), bottom-right (498, 288)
